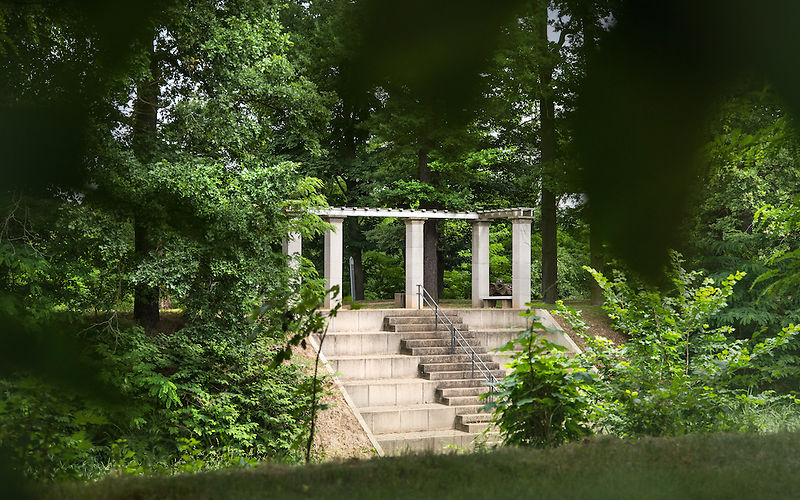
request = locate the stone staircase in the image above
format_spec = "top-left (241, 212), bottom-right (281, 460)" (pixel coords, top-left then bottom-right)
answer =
top-left (395, 314), bottom-right (503, 439)
top-left (320, 310), bottom-right (503, 454)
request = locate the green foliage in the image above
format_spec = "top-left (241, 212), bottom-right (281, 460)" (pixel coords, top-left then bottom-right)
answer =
top-left (484, 311), bottom-right (596, 448)
top-left (687, 88), bottom-right (800, 338)
top-left (554, 223), bottom-right (591, 300)
top-left (128, 160), bottom-right (326, 330)
top-left (754, 195), bottom-right (800, 302)
top-left (578, 257), bottom-right (799, 437)
top-left (362, 251), bottom-right (404, 300)
top-left (573, 2), bottom-right (800, 279)
top-left (0, 305), bottom-right (328, 481)
top-left (442, 220), bottom-right (591, 301)
top-left (0, 171), bottom-right (332, 479)
top-left (0, 0), bottom-right (335, 483)
top-left (442, 223), bottom-right (511, 299)
top-left (531, 223), bottom-right (592, 301)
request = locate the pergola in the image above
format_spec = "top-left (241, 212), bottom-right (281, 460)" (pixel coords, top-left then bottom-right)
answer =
top-left (283, 207), bottom-right (535, 309)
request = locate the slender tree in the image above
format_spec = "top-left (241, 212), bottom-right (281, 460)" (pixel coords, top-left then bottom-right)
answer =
top-left (131, 43), bottom-right (161, 326)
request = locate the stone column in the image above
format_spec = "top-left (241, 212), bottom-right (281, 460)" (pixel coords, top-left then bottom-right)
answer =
top-left (282, 232), bottom-right (302, 273)
top-left (405, 218), bottom-right (426, 309)
top-left (323, 217), bottom-right (345, 309)
top-left (471, 220), bottom-right (490, 308)
top-left (511, 217), bottom-right (533, 309)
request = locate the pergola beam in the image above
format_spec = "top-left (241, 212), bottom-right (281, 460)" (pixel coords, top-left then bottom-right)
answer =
top-left (311, 207), bottom-right (535, 220)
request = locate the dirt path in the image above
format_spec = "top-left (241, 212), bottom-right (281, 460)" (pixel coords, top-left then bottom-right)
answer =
top-left (548, 303), bottom-right (627, 349)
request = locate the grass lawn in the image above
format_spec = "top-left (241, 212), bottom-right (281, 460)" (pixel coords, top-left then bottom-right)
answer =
top-left (49, 431), bottom-right (800, 499)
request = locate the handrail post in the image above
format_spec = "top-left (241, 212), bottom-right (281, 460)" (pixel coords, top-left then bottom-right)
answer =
top-left (417, 284), bottom-right (421, 309)
top-left (471, 351), bottom-right (475, 379)
top-left (435, 303), bottom-right (438, 334)
top-left (450, 325), bottom-right (455, 355)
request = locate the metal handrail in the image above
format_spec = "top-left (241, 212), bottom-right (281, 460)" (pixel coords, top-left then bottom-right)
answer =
top-left (416, 285), bottom-right (498, 401)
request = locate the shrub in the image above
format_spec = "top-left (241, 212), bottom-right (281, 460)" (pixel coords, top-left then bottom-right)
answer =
top-left (0, 320), bottom-right (322, 480)
top-left (484, 311), bottom-right (596, 448)
top-left (572, 254), bottom-right (799, 437)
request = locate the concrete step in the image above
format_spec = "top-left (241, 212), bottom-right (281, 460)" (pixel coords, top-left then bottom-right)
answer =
top-left (416, 354), bottom-right (490, 364)
top-left (389, 323), bottom-right (471, 333)
top-left (469, 330), bottom-right (524, 350)
top-left (437, 386), bottom-right (489, 398)
top-left (406, 346), bottom-right (487, 356)
top-left (342, 378), bottom-right (439, 408)
top-left (376, 429), bottom-right (500, 455)
top-left (440, 395), bottom-right (485, 406)
top-left (456, 421), bottom-right (496, 433)
top-left (382, 311), bottom-right (438, 317)
top-left (451, 404), bottom-right (488, 415)
top-left (318, 332), bottom-right (403, 356)
top-left (397, 331), bottom-right (478, 340)
top-left (490, 352), bottom-right (523, 370)
top-left (458, 412), bottom-right (493, 424)
top-left (471, 329), bottom-right (578, 354)
top-left (420, 361), bottom-right (501, 373)
top-left (387, 316), bottom-right (463, 326)
top-left (402, 338), bottom-right (483, 349)
top-left (424, 369), bottom-right (505, 381)
top-left (326, 354), bottom-right (420, 379)
top-left (432, 378), bottom-right (497, 389)
top-left (359, 403), bottom-right (457, 433)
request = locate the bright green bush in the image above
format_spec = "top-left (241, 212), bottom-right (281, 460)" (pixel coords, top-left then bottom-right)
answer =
top-left (484, 312), bottom-right (596, 448)
top-left (576, 255), bottom-right (799, 437)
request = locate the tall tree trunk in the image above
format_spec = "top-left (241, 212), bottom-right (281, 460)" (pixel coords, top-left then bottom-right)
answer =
top-left (342, 108), bottom-right (366, 300)
top-left (423, 220), bottom-right (439, 299)
top-left (541, 185), bottom-right (558, 303)
top-left (133, 220), bottom-right (160, 324)
top-left (538, 9), bottom-right (558, 304)
top-left (132, 48), bottom-right (160, 327)
top-left (437, 250), bottom-right (444, 299)
top-left (418, 146), bottom-right (439, 300)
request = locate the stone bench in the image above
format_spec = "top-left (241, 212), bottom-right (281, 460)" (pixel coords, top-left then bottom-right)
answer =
top-left (482, 296), bottom-right (513, 309)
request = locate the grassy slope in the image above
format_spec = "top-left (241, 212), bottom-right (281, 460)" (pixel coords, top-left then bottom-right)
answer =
top-left (51, 432), bottom-right (800, 499)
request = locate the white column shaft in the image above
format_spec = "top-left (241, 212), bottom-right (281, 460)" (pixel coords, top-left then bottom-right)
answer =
top-left (405, 219), bottom-right (426, 309)
top-left (471, 220), bottom-right (490, 308)
top-left (283, 232), bottom-right (302, 273)
top-left (324, 217), bottom-right (345, 309)
top-left (512, 218), bottom-right (533, 309)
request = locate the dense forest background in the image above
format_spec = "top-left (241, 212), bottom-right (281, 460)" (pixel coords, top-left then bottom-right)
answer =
top-left (3, 0), bottom-right (800, 486)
